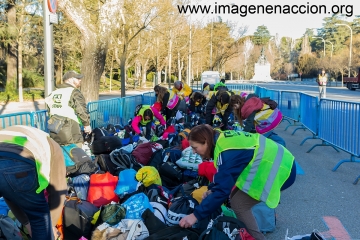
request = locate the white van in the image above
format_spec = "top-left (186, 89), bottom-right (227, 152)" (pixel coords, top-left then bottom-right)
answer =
top-left (201, 71), bottom-right (220, 89)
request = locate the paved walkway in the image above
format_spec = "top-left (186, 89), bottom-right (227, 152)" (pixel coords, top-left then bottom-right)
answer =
top-left (266, 122), bottom-right (360, 240)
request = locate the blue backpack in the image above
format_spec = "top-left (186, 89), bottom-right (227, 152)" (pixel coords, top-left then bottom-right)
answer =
top-left (61, 144), bottom-right (98, 177)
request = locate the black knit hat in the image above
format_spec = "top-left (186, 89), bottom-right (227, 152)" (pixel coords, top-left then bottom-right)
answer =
top-left (203, 82), bottom-right (209, 90)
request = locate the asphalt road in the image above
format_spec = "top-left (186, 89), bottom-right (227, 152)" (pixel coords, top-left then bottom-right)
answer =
top-left (257, 82), bottom-right (360, 103)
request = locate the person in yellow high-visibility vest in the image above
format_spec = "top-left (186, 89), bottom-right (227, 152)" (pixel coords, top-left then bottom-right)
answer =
top-left (173, 81), bottom-right (192, 101)
top-left (179, 124), bottom-right (296, 240)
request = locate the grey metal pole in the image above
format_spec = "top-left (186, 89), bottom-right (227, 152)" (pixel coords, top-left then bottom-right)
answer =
top-left (335, 24), bottom-right (352, 78)
top-left (43, 0), bottom-right (54, 97)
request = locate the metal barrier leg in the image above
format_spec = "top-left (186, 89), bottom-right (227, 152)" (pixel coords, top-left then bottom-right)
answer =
top-left (353, 175), bottom-right (360, 185)
top-left (332, 155), bottom-right (360, 172)
top-left (284, 121), bottom-right (302, 131)
top-left (300, 134), bottom-right (318, 146)
top-left (282, 118), bottom-right (291, 124)
top-left (307, 140), bottom-right (340, 153)
top-left (291, 126), bottom-right (306, 135)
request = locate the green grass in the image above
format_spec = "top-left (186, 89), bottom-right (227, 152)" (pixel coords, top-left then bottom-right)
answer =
top-left (0, 89), bottom-right (44, 103)
top-left (0, 77), bottom-right (155, 103)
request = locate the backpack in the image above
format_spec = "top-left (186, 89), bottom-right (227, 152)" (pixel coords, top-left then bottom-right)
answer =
top-left (162, 146), bottom-right (182, 163)
top-left (260, 97), bottom-right (278, 110)
top-left (68, 174), bottom-right (91, 200)
top-left (114, 169), bottom-right (138, 198)
top-left (141, 208), bottom-right (166, 235)
top-left (121, 193), bottom-right (154, 219)
top-left (100, 203), bottom-right (126, 226)
top-left (62, 145), bottom-right (98, 177)
top-left (92, 219), bottom-right (149, 240)
top-left (62, 196), bottom-right (99, 240)
top-left (110, 148), bottom-right (142, 172)
top-left (145, 225), bottom-right (199, 240)
top-left (87, 172), bottom-right (120, 207)
top-left (90, 127), bottom-right (109, 142)
top-left (0, 215), bottom-right (22, 240)
top-left (167, 188), bottom-right (199, 226)
top-left (132, 142), bottom-right (154, 165)
top-left (158, 162), bottom-right (183, 189)
top-left (199, 215), bottom-right (254, 240)
top-left (134, 104), bottom-right (143, 116)
top-left (252, 202), bottom-right (276, 233)
top-left (94, 154), bottom-right (121, 176)
top-left (90, 136), bottom-right (123, 155)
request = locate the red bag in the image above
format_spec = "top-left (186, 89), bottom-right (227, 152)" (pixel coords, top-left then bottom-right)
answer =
top-left (132, 142), bottom-right (153, 165)
top-left (87, 172), bottom-right (119, 207)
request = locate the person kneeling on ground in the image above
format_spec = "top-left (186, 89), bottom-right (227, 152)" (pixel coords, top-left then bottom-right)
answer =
top-left (230, 93), bottom-right (285, 146)
top-left (189, 91), bottom-right (207, 116)
top-left (179, 124), bottom-right (296, 240)
top-left (173, 81), bottom-right (193, 101)
top-left (131, 105), bottom-right (166, 140)
top-left (205, 90), bottom-right (233, 130)
top-left (0, 125), bottom-right (67, 240)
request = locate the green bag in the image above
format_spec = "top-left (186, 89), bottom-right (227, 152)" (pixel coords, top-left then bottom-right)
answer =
top-left (100, 204), bottom-right (126, 226)
top-left (221, 205), bottom-right (237, 218)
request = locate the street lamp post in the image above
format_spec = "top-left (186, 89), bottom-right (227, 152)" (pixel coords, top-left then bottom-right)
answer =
top-left (313, 36), bottom-right (325, 57)
top-left (325, 40), bottom-right (334, 59)
top-left (335, 23), bottom-right (352, 78)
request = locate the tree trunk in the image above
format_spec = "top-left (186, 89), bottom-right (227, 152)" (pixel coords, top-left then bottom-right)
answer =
top-left (141, 59), bottom-right (148, 87)
top-left (80, 40), bottom-right (108, 102)
top-left (58, 0), bottom-right (122, 101)
top-left (18, 1), bottom-right (26, 102)
top-left (6, 3), bottom-right (17, 92)
top-left (54, 49), bottom-right (63, 86)
top-left (120, 51), bottom-right (127, 97)
top-left (157, 71), bottom-right (161, 84)
top-left (110, 53), bottom-right (113, 92)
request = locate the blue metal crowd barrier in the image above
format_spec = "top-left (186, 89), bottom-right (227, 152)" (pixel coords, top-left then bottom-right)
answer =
top-left (87, 98), bottom-right (122, 129)
top-left (279, 91), bottom-right (302, 131)
top-left (33, 110), bottom-right (49, 132)
top-left (120, 95), bottom-right (144, 126)
top-left (317, 99), bottom-right (360, 175)
top-left (142, 91), bottom-right (156, 105)
top-left (226, 84), bottom-right (255, 92)
top-left (0, 111), bottom-right (34, 129)
top-left (298, 93), bottom-right (319, 147)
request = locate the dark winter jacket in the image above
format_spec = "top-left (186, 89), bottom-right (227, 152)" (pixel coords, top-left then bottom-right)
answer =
top-left (188, 93), bottom-right (206, 114)
top-left (205, 91), bottom-right (232, 128)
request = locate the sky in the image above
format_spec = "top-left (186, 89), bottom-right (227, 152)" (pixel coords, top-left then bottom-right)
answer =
top-left (192, 0), bottom-right (359, 39)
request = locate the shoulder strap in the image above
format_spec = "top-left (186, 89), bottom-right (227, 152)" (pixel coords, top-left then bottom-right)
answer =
top-left (152, 206), bottom-right (167, 223)
top-left (109, 149), bottom-right (129, 169)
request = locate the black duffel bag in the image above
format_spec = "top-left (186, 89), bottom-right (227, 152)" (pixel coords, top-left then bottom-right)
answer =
top-left (90, 136), bottom-right (123, 155)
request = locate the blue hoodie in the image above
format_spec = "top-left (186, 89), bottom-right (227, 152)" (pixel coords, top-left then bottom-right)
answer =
top-left (192, 148), bottom-right (254, 220)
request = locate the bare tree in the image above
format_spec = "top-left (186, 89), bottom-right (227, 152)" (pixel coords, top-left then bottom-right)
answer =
top-left (58, 0), bottom-right (123, 101)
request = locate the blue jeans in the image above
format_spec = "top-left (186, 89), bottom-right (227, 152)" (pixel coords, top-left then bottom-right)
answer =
top-left (263, 131), bottom-right (286, 147)
top-left (0, 155), bottom-right (53, 240)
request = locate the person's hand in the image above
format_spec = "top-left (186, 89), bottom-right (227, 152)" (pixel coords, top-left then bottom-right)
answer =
top-left (179, 213), bottom-right (197, 228)
top-left (202, 190), bottom-right (212, 200)
top-left (83, 125), bottom-right (92, 134)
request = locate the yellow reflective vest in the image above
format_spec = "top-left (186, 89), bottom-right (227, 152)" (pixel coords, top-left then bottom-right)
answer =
top-left (214, 130), bottom-right (294, 208)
